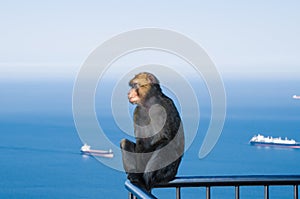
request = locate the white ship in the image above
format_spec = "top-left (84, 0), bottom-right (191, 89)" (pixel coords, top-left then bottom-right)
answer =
top-left (80, 144), bottom-right (114, 158)
top-left (292, 95), bottom-right (300, 99)
top-left (249, 134), bottom-right (300, 148)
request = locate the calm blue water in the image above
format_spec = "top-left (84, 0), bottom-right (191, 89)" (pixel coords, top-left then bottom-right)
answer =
top-left (0, 77), bottom-right (300, 199)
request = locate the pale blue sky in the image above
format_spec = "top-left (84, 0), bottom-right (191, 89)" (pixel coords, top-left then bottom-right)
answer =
top-left (1, 0), bottom-right (300, 80)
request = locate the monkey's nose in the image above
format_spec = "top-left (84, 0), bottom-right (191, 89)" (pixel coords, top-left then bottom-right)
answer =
top-left (128, 89), bottom-right (135, 97)
top-left (128, 92), bottom-right (133, 100)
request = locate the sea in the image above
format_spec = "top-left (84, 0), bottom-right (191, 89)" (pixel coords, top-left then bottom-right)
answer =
top-left (0, 76), bottom-right (300, 199)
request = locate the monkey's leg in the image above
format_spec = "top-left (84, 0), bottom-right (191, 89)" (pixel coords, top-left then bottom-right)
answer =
top-left (120, 139), bottom-right (136, 173)
top-left (143, 150), bottom-right (182, 191)
top-left (120, 139), bottom-right (146, 188)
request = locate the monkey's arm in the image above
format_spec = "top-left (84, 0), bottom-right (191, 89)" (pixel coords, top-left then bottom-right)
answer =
top-left (150, 115), bottom-right (179, 149)
top-left (149, 99), bottom-right (181, 149)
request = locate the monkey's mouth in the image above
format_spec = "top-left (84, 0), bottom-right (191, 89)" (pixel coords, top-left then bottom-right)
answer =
top-left (128, 96), bottom-right (138, 104)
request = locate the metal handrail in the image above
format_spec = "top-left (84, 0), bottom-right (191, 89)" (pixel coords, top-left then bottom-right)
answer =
top-left (125, 175), bottom-right (300, 199)
top-left (125, 180), bottom-right (157, 199)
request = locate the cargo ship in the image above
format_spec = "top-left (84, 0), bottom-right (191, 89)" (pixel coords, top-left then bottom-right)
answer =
top-left (249, 134), bottom-right (300, 148)
top-left (80, 144), bottom-right (114, 158)
top-left (292, 95), bottom-right (300, 99)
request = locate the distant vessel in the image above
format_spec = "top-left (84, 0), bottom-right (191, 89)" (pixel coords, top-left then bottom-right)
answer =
top-left (80, 144), bottom-right (114, 158)
top-left (292, 95), bottom-right (300, 99)
top-left (249, 134), bottom-right (300, 148)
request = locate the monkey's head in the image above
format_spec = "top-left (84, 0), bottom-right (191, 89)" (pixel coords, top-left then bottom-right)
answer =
top-left (128, 72), bottom-right (161, 105)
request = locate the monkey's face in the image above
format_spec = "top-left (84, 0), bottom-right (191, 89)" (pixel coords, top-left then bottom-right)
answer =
top-left (128, 80), bottom-right (149, 104)
top-left (128, 87), bottom-right (140, 104)
top-left (128, 72), bottom-right (160, 105)
top-left (128, 73), bottom-right (152, 105)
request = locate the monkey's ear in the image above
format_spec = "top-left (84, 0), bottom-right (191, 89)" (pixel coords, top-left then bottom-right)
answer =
top-left (147, 73), bottom-right (160, 85)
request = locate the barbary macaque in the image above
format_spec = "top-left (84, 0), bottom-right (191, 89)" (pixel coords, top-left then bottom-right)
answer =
top-left (120, 72), bottom-right (184, 192)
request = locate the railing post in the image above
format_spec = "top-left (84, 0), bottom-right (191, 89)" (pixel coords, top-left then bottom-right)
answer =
top-left (128, 192), bottom-right (133, 199)
top-left (176, 187), bottom-right (181, 199)
top-left (264, 185), bottom-right (269, 199)
top-left (235, 186), bottom-right (240, 199)
top-left (206, 186), bottom-right (211, 199)
top-left (295, 185), bottom-right (298, 199)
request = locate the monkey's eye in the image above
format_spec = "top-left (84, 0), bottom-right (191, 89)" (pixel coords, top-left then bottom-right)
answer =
top-left (130, 83), bottom-right (139, 89)
top-left (130, 82), bottom-right (148, 89)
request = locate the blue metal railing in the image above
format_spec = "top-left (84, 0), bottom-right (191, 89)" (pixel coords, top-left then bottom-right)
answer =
top-left (125, 175), bottom-right (300, 199)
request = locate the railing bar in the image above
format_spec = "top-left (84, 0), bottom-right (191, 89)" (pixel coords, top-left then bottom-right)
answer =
top-left (206, 186), bottom-right (211, 199)
top-left (176, 187), bottom-right (181, 199)
top-left (264, 185), bottom-right (269, 199)
top-left (127, 176), bottom-right (300, 198)
top-left (295, 185), bottom-right (298, 199)
top-left (235, 186), bottom-right (240, 199)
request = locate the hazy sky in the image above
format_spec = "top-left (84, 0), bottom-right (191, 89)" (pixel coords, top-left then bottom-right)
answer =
top-left (1, 0), bottom-right (300, 80)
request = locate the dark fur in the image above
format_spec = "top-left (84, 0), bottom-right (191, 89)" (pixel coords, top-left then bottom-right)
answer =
top-left (120, 73), bottom-right (184, 192)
